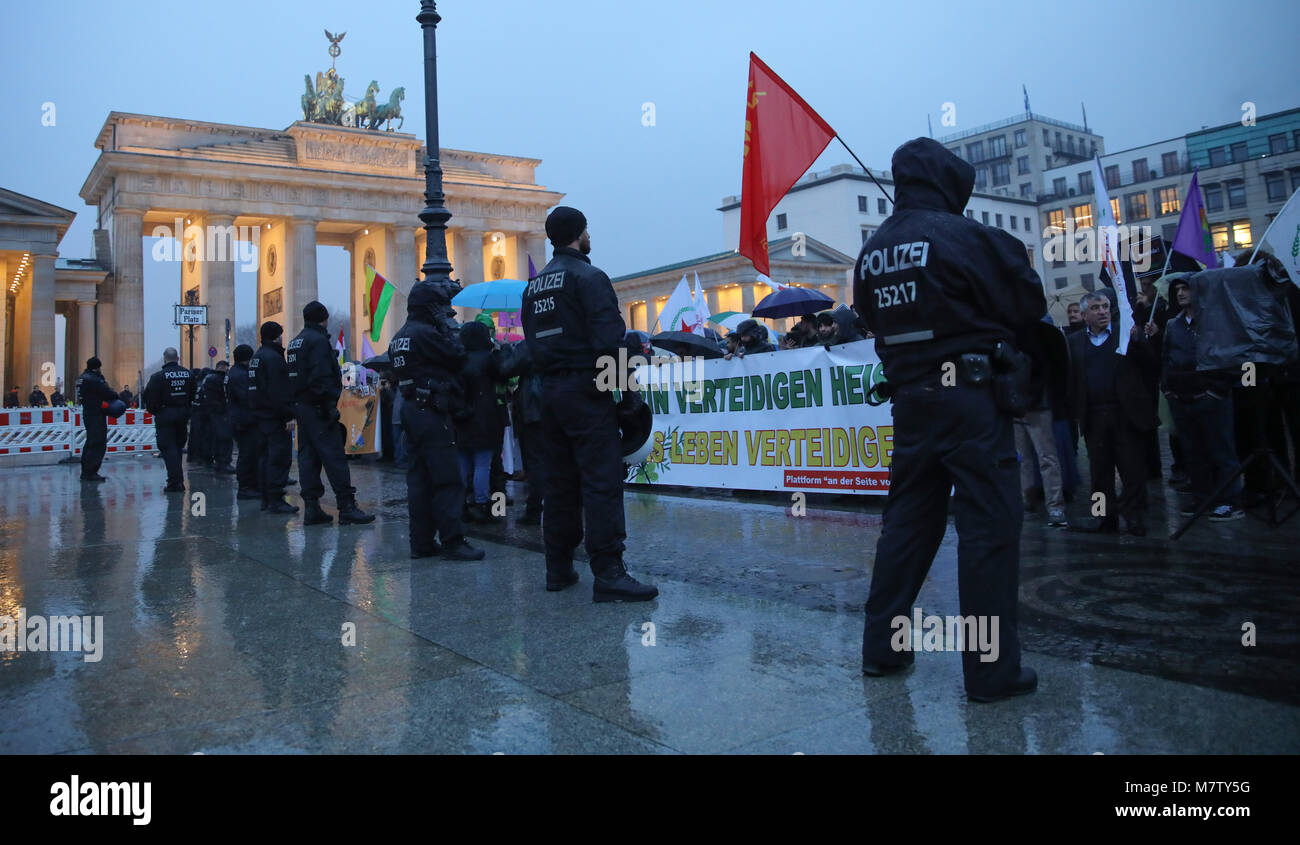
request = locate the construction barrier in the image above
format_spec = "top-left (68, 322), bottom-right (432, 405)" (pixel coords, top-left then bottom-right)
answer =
top-left (0, 407), bottom-right (156, 461)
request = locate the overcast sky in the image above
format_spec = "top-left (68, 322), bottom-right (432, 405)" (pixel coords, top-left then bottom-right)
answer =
top-left (2, 0), bottom-right (1297, 367)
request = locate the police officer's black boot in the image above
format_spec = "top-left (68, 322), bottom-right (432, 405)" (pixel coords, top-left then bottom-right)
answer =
top-left (302, 497), bottom-right (333, 525)
top-left (441, 535), bottom-right (485, 561)
top-left (546, 556), bottom-right (579, 592)
top-left (592, 561), bottom-right (658, 603)
top-left (337, 494), bottom-right (375, 525)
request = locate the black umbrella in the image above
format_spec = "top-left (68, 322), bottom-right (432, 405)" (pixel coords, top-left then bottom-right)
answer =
top-left (752, 286), bottom-right (835, 318)
top-left (650, 331), bottom-right (725, 359)
top-left (362, 353), bottom-right (392, 370)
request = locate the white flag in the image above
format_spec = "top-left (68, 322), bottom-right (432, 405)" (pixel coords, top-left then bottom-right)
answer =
top-left (655, 275), bottom-right (697, 333)
top-left (692, 272), bottom-right (711, 336)
top-left (1251, 187), bottom-right (1300, 288)
top-left (1091, 154), bottom-right (1134, 354)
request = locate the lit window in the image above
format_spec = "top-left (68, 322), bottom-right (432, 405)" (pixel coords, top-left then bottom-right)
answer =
top-left (1110, 197), bottom-right (1123, 224)
top-left (1232, 221), bottom-right (1252, 248)
top-left (1157, 186), bottom-right (1180, 216)
top-left (1211, 222), bottom-right (1229, 251)
top-left (1071, 203), bottom-right (1093, 229)
top-left (1047, 209), bottom-right (1066, 231)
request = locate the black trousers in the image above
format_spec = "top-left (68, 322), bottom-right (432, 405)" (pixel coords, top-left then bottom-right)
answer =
top-left (537, 374), bottom-right (626, 578)
top-left (154, 409), bottom-right (190, 487)
top-left (862, 382), bottom-right (1024, 697)
top-left (81, 414), bottom-right (108, 477)
top-left (402, 402), bottom-right (466, 552)
top-left (255, 419), bottom-right (292, 501)
top-left (188, 412), bottom-right (211, 463)
top-left (233, 423), bottom-right (258, 490)
top-left (518, 420), bottom-right (544, 514)
top-left (294, 403), bottom-right (354, 503)
top-left (209, 411), bottom-right (233, 466)
top-left (1083, 405), bottom-right (1148, 526)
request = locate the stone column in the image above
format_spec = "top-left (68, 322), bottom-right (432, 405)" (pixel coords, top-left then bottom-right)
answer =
top-left (77, 301), bottom-right (96, 393)
top-left (12, 271), bottom-right (31, 398)
top-left (459, 230), bottom-right (485, 287)
top-left (112, 209), bottom-right (144, 390)
top-left (381, 227), bottom-right (417, 348)
top-left (205, 214), bottom-right (237, 363)
top-left (287, 217), bottom-right (318, 338)
top-left (97, 285), bottom-right (115, 387)
top-left (521, 233), bottom-right (547, 278)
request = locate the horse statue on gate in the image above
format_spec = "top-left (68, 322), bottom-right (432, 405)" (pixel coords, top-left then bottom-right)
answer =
top-left (369, 87), bottom-right (404, 131)
top-left (353, 80), bottom-right (380, 127)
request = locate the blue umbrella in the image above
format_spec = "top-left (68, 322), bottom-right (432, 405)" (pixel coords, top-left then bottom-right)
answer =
top-left (451, 278), bottom-right (527, 311)
top-left (751, 286), bottom-right (835, 318)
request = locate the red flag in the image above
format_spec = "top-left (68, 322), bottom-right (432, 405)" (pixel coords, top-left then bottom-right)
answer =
top-left (739, 52), bottom-right (836, 276)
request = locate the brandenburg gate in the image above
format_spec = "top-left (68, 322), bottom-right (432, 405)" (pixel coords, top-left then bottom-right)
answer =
top-left (76, 110), bottom-right (562, 388)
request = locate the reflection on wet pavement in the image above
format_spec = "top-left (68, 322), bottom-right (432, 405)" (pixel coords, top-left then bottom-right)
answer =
top-left (1, 457), bottom-right (1296, 753)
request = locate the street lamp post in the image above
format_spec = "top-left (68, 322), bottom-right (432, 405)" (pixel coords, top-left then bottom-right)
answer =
top-left (416, 0), bottom-right (454, 286)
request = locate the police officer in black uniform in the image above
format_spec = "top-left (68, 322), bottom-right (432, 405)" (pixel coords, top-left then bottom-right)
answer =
top-left (287, 301), bottom-right (374, 526)
top-left (141, 347), bottom-right (196, 492)
top-left (202, 361), bottom-right (235, 473)
top-left (187, 367), bottom-right (211, 466)
top-left (226, 344), bottom-right (260, 499)
top-left (389, 281), bottom-right (485, 561)
top-left (521, 206), bottom-right (657, 601)
top-left (249, 321), bottom-right (298, 515)
top-left (75, 356), bottom-right (118, 482)
top-left (854, 138), bottom-right (1045, 703)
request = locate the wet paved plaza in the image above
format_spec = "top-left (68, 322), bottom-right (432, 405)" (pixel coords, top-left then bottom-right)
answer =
top-left (1, 454), bottom-right (1296, 754)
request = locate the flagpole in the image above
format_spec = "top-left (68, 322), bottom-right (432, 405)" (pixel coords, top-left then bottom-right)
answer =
top-left (1147, 249), bottom-right (1174, 324)
top-left (835, 136), bottom-right (895, 205)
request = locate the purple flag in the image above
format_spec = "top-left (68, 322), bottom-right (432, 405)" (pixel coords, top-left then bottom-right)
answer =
top-left (1171, 170), bottom-right (1219, 269)
top-left (527, 255), bottom-right (537, 280)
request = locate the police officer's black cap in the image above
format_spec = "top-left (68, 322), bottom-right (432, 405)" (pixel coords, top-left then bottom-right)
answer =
top-left (233, 344), bottom-right (254, 363)
top-left (545, 206), bottom-right (587, 246)
top-left (86, 356), bottom-right (102, 370)
top-left (260, 320), bottom-right (283, 342)
top-left (303, 300), bottom-right (329, 323)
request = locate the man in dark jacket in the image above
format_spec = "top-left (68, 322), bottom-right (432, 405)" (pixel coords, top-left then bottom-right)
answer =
top-left (725, 319), bottom-right (777, 358)
top-left (454, 321), bottom-right (507, 523)
top-left (187, 367), bottom-right (211, 466)
top-left (119, 386), bottom-right (134, 408)
top-left (521, 206), bottom-right (657, 601)
top-left (1162, 277), bottom-right (1243, 521)
top-left (226, 345), bottom-right (260, 498)
top-left (288, 301), bottom-right (374, 526)
top-left (141, 348), bottom-right (196, 492)
top-left (1067, 291), bottom-right (1160, 535)
top-left (28, 386), bottom-right (49, 407)
top-left (500, 339), bottom-right (545, 524)
top-left (50, 387), bottom-right (65, 406)
top-left (389, 281), bottom-right (484, 561)
top-left (201, 361), bottom-right (235, 473)
top-left (75, 357), bottom-right (119, 482)
top-left (249, 321), bottom-right (298, 515)
top-left (854, 137), bottom-right (1044, 702)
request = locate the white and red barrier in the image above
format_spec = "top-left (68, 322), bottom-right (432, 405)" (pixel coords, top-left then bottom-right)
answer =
top-left (0, 407), bottom-right (156, 462)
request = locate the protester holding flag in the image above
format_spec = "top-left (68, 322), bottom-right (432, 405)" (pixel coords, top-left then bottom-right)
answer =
top-left (287, 301), bottom-right (375, 526)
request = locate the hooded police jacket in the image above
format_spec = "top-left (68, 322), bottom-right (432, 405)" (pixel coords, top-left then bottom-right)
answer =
top-left (521, 246), bottom-right (626, 374)
top-left (389, 305), bottom-right (467, 402)
top-left (853, 137), bottom-right (1046, 387)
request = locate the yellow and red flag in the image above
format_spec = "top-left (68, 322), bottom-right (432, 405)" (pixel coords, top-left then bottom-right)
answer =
top-left (739, 52), bottom-right (835, 277)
